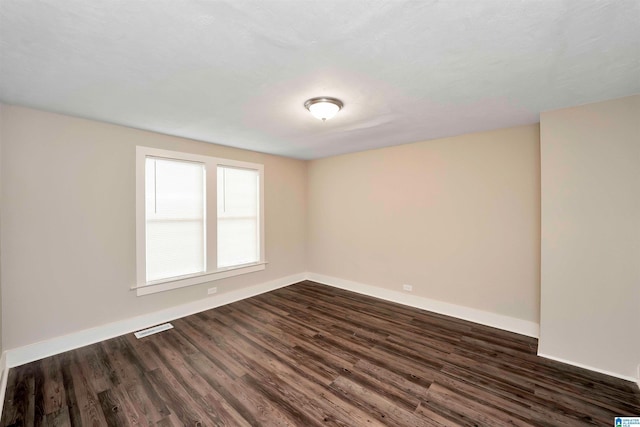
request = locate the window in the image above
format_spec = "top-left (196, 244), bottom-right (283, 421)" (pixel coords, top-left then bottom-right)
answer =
top-left (217, 166), bottom-right (260, 268)
top-left (145, 158), bottom-right (205, 282)
top-left (136, 147), bottom-right (265, 296)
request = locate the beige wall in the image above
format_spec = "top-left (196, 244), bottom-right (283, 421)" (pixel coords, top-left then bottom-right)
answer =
top-left (540, 95), bottom-right (640, 380)
top-left (0, 105), bottom-right (307, 350)
top-left (307, 125), bottom-right (541, 323)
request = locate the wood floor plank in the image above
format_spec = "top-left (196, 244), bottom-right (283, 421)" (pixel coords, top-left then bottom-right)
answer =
top-left (58, 353), bottom-right (82, 427)
top-left (452, 344), bottom-right (640, 413)
top-left (188, 352), bottom-right (295, 426)
top-left (41, 356), bottom-right (66, 417)
top-left (198, 316), bottom-right (385, 426)
top-left (64, 352), bottom-right (110, 426)
top-left (423, 382), bottom-right (537, 427)
top-left (173, 316), bottom-right (248, 379)
top-left (85, 346), bottom-right (142, 427)
top-left (229, 312), bottom-right (350, 384)
top-left (74, 345), bottom-right (113, 394)
top-left (122, 333), bottom-right (164, 372)
top-left (215, 309), bottom-right (345, 385)
top-left (43, 405), bottom-right (71, 427)
top-left (354, 359), bottom-right (431, 405)
top-left (3, 281), bottom-right (640, 426)
top-left (145, 368), bottom-right (214, 427)
top-left (100, 338), bottom-right (163, 425)
top-left (432, 370), bottom-right (590, 426)
top-left (414, 402), bottom-right (467, 427)
top-left (119, 337), bottom-right (172, 420)
top-left (328, 375), bottom-right (426, 426)
top-left (338, 364), bottom-right (419, 412)
top-left (2, 364), bottom-right (31, 426)
top-left (150, 333), bottom-right (250, 426)
top-left (97, 389), bottom-right (130, 427)
top-left (154, 413), bottom-right (183, 427)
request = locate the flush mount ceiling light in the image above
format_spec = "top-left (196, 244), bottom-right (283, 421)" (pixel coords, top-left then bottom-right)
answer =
top-left (304, 97), bottom-right (343, 121)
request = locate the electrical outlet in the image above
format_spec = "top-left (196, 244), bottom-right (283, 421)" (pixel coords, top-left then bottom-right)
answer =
top-left (402, 284), bottom-right (412, 292)
top-left (208, 287), bottom-right (218, 295)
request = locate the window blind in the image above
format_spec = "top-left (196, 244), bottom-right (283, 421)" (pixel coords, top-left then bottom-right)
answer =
top-left (145, 157), bottom-right (205, 282)
top-left (217, 166), bottom-right (260, 268)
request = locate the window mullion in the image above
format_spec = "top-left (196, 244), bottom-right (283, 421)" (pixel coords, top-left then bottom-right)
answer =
top-left (205, 160), bottom-right (218, 273)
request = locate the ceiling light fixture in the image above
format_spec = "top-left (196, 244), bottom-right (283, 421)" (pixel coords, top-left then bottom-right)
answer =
top-left (304, 97), bottom-right (343, 121)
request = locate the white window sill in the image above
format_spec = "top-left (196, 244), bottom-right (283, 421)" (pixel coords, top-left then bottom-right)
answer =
top-left (133, 262), bottom-right (267, 296)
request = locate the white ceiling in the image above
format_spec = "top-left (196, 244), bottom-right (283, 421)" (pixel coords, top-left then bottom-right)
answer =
top-left (1, 1), bottom-right (638, 159)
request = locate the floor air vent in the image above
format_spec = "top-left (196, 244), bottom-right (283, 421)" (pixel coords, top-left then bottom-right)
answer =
top-left (134, 323), bottom-right (174, 339)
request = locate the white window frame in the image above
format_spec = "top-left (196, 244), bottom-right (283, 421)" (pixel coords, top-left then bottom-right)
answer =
top-left (135, 146), bottom-right (265, 296)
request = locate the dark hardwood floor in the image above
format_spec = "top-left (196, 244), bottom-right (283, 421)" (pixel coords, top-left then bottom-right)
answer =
top-left (2, 281), bottom-right (639, 426)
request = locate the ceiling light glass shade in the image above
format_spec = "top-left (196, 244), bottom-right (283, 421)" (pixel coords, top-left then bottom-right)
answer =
top-left (304, 97), bottom-right (343, 121)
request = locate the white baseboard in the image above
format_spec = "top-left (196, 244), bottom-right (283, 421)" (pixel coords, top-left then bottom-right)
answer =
top-left (305, 272), bottom-right (540, 338)
top-left (537, 352), bottom-right (639, 384)
top-left (0, 351), bottom-right (8, 419)
top-left (5, 272), bottom-right (306, 369)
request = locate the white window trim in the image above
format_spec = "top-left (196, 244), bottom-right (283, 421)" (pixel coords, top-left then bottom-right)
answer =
top-left (135, 146), bottom-right (265, 296)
